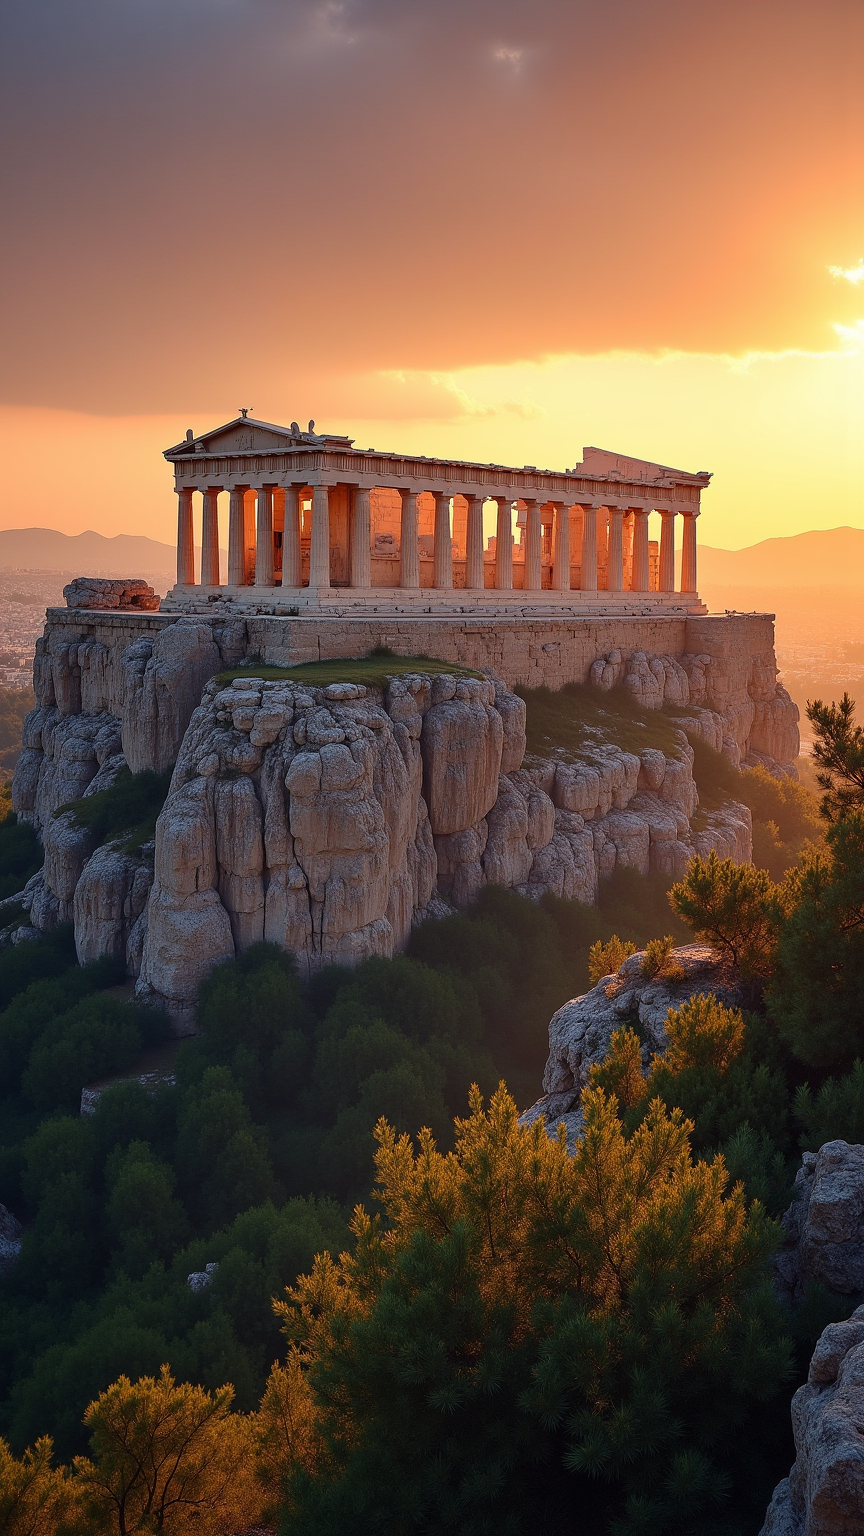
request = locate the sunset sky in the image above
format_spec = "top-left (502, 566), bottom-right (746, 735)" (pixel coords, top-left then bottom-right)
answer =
top-left (1, 0), bottom-right (862, 550)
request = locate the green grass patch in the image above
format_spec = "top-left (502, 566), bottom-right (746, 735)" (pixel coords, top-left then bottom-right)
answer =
top-left (216, 647), bottom-right (483, 689)
top-left (519, 682), bottom-right (686, 763)
top-left (60, 767), bottom-right (173, 854)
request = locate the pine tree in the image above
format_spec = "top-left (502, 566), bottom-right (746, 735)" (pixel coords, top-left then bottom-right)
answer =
top-left (267, 1084), bottom-right (790, 1535)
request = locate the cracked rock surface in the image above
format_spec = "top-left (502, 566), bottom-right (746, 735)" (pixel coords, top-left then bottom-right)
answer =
top-left (761, 1304), bottom-right (864, 1535)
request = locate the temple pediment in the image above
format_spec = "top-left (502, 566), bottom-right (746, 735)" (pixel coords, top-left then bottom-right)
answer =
top-left (576, 447), bottom-right (712, 488)
top-left (164, 416), bottom-right (354, 460)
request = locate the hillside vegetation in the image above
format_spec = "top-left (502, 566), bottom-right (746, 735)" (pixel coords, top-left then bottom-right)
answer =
top-left (3, 691), bottom-right (863, 1533)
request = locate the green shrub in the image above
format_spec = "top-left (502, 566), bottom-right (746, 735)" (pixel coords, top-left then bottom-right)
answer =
top-left (0, 955), bottom-right (125, 1095)
top-left (0, 811), bottom-right (41, 903)
top-left (61, 766), bottom-right (173, 852)
top-left (21, 995), bottom-right (166, 1115)
top-left (768, 813), bottom-right (864, 1070)
top-left (795, 1061), bottom-right (864, 1150)
top-left (0, 925), bottom-right (77, 1012)
top-left (669, 852), bottom-right (782, 979)
top-left (588, 934), bottom-right (636, 985)
top-left (641, 933), bottom-right (677, 979)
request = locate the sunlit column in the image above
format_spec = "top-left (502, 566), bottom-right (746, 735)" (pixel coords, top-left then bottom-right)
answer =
top-left (659, 510), bottom-right (675, 592)
top-left (176, 487), bottom-right (195, 586)
top-left (254, 486), bottom-right (275, 587)
top-left (552, 501), bottom-right (571, 592)
top-left (523, 499), bottom-right (541, 591)
top-left (433, 492), bottom-right (453, 590)
top-left (464, 495), bottom-right (484, 589)
top-left (495, 497), bottom-right (513, 590)
top-left (579, 505), bottom-right (597, 591)
top-left (607, 507), bottom-right (624, 591)
top-left (228, 486), bottom-right (248, 585)
top-left (681, 510), bottom-right (698, 593)
top-left (399, 490), bottom-right (420, 589)
top-left (282, 485), bottom-right (302, 588)
top-left (350, 486), bottom-right (371, 588)
top-left (631, 507), bottom-right (650, 591)
top-left (309, 485), bottom-right (331, 589)
top-left (200, 487), bottom-right (221, 587)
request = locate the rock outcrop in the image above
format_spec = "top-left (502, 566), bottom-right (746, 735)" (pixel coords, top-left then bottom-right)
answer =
top-left (10, 599), bottom-right (793, 1019)
top-left (63, 577), bottom-right (160, 612)
top-left (774, 1142), bottom-right (864, 1306)
top-left (590, 643), bottom-right (799, 777)
top-left (521, 944), bottom-right (745, 1147)
top-left (761, 1307), bottom-right (864, 1536)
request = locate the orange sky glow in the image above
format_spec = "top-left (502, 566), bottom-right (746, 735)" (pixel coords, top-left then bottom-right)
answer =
top-left (1, 0), bottom-right (861, 550)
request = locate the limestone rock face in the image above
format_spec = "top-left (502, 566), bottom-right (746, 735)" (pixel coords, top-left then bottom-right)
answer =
top-left (774, 1143), bottom-right (864, 1305)
top-left (12, 708), bottom-right (122, 831)
top-left (521, 945), bottom-right (745, 1147)
top-left (749, 686), bottom-right (801, 771)
top-left (420, 680), bottom-right (504, 834)
top-left (73, 841), bottom-right (154, 973)
top-left (121, 620), bottom-right (223, 774)
top-left (589, 642), bottom-right (799, 775)
top-left (760, 1306), bottom-right (864, 1536)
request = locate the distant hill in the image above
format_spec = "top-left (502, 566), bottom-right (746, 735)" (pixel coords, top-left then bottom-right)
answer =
top-left (3, 522), bottom-right (862, 590)
top-left (697, 527), bottom-right (864, 588)
top-left (0, 527), bottom-right (177, 575)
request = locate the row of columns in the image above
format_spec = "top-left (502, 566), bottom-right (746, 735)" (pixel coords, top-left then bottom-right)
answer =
top-left (176, 485), bottom-right (699, 594)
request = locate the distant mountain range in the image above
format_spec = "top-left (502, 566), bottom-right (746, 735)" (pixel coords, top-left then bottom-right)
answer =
top-left (1, 523), bottom-right (862, 588)
top-left (698, 527), bottom-right (864, 589)
top-left (0, 527), bottom-right (177, 575)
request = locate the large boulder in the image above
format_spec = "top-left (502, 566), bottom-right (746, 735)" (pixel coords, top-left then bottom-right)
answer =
top-left (63, 577), bottom-right (160, 611)
top-left (761, 1307), bottom-right (864, 1536)
top-left (774, 1143), bottom-right (864, 1306)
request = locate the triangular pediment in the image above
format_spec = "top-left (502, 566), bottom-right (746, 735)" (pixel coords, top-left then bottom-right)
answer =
top-left (164, 417), bottom-right (353, 459)
top-left (576, 447), bottom-right (712, 486)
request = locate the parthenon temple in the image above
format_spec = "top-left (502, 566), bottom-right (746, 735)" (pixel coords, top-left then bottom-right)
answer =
top-left (162, 415), bottom-right (711, 614)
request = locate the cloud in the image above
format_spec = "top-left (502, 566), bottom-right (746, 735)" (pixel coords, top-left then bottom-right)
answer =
top-left (492, 43), bottom-right (526, 73)
top-left (829, 260), bottom-right (864, 286)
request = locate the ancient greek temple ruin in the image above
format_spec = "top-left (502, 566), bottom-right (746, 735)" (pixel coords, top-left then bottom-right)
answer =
top-left (162, 415), bottom-right (711, 613)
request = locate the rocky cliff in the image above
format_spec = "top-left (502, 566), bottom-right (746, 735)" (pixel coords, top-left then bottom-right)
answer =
top-left (6, 602), bottom-right (797, 1021)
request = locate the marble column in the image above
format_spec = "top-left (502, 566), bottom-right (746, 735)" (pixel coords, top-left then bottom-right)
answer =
top-left (399, 490), bottom-right (420, 590)
top-left (552, 501), bottom-right (571, 592)
top-left (631, 508), bottom-right (650, 591)
top-left (523, 499), bottom-right (542, 591)
top-left (681, 511), bottom-right (698, 593)
top-left (282, 485), bottom-right (302, 588)
top-left (607, 507), bottom-right (624, 591)
top-left (433, 492), bottom-right (453, 590)
top-left (350, 486), bottom-right (371, 588)
top-left (228, 486), bottom-right (248, 586)
top-left (579, 505), bottom-right (597, 591)
top-left (201, 487), bottom-right (221, 587)
top-left (309, 485), bottom-right (331, 589)
top-left (255, 486), bottom-right (275, 587)
top-left (495, 498), bottom-right (513, 590)
top-left (465, 495), bottom-right (484, 589)
top-left (176, 487), bottom-right (195, 586)
top-left (659, 510), bottom-right (675, 592)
